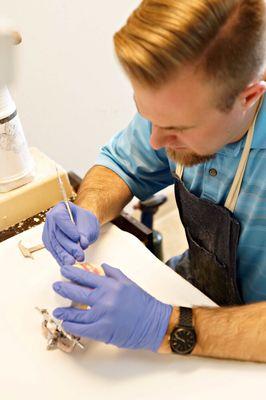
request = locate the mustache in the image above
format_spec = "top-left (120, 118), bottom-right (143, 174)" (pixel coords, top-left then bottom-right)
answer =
top-left (166, 148), bottom-right (215, 167)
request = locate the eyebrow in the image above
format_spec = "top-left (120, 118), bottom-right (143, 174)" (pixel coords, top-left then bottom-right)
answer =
top-left (133, 96), bottom-right (196, 131)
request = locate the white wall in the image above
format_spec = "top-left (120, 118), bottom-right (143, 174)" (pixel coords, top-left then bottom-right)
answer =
top-left (0, 0), bottom-right (140, 176)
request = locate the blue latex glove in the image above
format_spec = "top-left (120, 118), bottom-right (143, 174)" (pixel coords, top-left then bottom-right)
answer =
top-left (42, 202), bottom-right (100, 266)
top-left (53, 264), bottom-right (172, 352)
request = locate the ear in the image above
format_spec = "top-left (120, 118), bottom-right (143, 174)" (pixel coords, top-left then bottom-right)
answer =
top-left (11, 31), bottom-right (22, 45)
top-left (240, 80), bottom-right (266, 111)
top-left (0, 27), bottom-right (22, 45)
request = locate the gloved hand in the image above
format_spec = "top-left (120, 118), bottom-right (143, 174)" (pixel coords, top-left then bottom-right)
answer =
top-left (52, 263), bottom-right (172, 352)
top-left (42, 202), bottom-right (100, 266)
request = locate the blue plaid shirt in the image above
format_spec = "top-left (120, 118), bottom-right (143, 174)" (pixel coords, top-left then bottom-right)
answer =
top-left (96, 96), bottom-right (266, 303)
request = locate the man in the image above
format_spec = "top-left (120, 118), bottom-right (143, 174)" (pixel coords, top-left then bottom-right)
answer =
top-left (43, 0), bottom-right (266, 362)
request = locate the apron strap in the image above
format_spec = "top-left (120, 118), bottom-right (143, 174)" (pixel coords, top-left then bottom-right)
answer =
top-left (225, 97), bottom-right (263, 212)
top-left (175, 163), bottom-right (184, 179)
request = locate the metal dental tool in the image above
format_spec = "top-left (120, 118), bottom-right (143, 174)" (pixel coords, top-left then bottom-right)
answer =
top-left (56, 165), bottom-right (75, 224)
top-left (55, 164), bottom-right (86, 269)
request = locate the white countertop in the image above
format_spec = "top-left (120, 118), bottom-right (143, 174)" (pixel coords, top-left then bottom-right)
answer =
top-left (0, 223), bottom-right (265, 400)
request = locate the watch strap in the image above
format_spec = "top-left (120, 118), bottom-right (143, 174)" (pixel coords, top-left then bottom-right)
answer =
top-left (179, 306), bottom-right (193, 328)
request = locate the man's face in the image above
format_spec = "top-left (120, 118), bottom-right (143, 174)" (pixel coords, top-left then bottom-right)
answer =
top-left (132, 67), bottom-right (246, 166)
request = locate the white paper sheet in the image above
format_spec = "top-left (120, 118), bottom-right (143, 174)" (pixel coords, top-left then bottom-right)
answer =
top-left (0, 223), bottom-right (265, 400)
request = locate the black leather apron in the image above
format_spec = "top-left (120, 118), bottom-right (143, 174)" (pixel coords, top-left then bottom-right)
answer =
top-left (171, 99), bottom-right (263, 306)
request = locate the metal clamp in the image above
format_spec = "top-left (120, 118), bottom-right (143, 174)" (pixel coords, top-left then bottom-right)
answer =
top-left (36, 307), bottom-right (85, 353)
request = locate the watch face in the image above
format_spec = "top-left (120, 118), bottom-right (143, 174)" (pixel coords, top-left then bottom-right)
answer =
top-left (170, 327), bottom-right (196, 355)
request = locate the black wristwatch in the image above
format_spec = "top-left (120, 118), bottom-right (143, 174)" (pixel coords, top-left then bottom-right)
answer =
top-left (170, 307), bottom-right (196, 355)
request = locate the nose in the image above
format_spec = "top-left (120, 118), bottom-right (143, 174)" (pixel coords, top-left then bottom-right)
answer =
top-left (150, 125), bottom-right (179, 150)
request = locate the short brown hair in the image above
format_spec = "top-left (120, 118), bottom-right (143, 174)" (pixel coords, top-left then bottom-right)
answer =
top-left (114, 0), bottom-right (266, 111)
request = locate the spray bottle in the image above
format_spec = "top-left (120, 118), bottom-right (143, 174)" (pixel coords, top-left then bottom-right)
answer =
top-left (0, 86), bottom-right (34, 192)
top-left (0, 26), bottom-right (35, 192)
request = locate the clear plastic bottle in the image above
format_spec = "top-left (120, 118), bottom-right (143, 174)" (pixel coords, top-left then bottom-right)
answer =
top-left (0, 86), bottom-right (34, 192)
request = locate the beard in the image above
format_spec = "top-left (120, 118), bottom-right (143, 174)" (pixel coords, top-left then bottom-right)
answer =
top-left (166, 148), bottom-right (215, 167)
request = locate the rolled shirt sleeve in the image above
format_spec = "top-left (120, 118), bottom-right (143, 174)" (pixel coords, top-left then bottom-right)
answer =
top-left (95, 113), bottom-right (174, 200)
